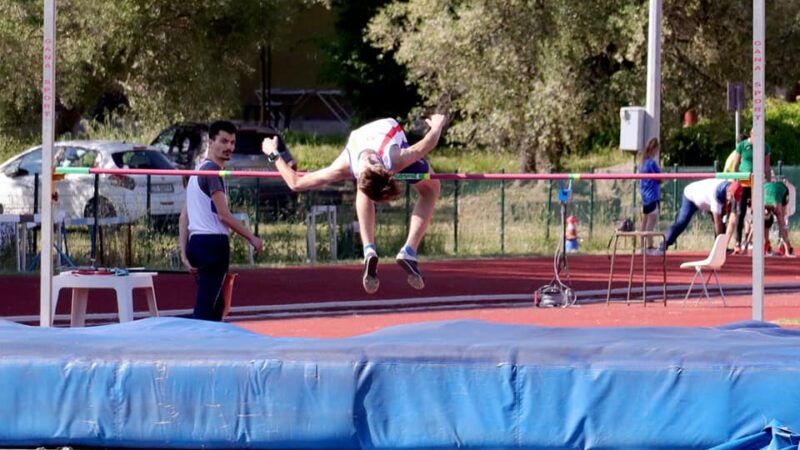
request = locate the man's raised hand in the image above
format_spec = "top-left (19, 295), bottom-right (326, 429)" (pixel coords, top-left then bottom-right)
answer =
top-left (261, 136), bottom-right (279, 156)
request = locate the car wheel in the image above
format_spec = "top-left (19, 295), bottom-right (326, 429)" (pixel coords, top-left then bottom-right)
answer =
top-left (83, 197), bottom-right (116, 218)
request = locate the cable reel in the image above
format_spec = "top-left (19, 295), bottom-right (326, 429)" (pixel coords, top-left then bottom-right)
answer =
top-left (534, 179), bottom-right (578, 308)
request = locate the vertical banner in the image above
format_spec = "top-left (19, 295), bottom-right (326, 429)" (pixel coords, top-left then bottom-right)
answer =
top-left (40, 0), bottom-right (56, 327)
top-left (751, 0), bottom-right (765, 320)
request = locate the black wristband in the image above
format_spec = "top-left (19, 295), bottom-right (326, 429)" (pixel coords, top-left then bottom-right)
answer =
top-left (267, 151), bottom-right (280, 163)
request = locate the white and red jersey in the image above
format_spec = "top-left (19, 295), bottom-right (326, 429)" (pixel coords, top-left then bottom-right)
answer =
top-left (343, 118), bottom-right (408, 178)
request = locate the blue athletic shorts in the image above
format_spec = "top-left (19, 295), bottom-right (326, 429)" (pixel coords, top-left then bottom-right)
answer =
top-left (399, 159), bottom-right (430, 185)
top-left (565, 239), bottom-right (579, 252)
top-left (642, 201), bottom-right (659, 215)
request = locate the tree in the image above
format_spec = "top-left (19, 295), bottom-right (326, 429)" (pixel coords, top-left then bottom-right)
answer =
top-left (320, 0), bottom-right (419, 124)
top-left (368, 0), bottom-right (642, 171)
top-left (660, 1), bottom-right (800, 119)
top-left (367, 0), bottom-right (800, 171)
top-left (0, 0), bottom-right (315, 136)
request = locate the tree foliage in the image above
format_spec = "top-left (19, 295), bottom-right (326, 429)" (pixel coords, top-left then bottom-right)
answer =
top-left (320, 0), bottom-right (420, 124)
top-left (0, 0), bottom-right (315, 135)
top-left (368, 0), bottom-right (800, 171)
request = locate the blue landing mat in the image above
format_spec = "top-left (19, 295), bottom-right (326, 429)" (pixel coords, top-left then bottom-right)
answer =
top-left (1, 318), bottom-right (799, 449)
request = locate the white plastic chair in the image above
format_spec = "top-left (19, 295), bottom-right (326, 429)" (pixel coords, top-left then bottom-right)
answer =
top-left (680, 234), bottom-right (729, 306)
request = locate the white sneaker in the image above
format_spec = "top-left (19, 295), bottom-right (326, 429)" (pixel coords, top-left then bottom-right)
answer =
top-left (362, 249), bottom-right (379, 294)
top-left (646, 248), bottom-right (664, 256)
top-left (396, 248), bottom-right (424, 289)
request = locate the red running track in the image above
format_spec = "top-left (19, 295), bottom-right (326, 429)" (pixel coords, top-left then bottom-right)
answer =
top-left (0, 253), bottom-right (798, 327)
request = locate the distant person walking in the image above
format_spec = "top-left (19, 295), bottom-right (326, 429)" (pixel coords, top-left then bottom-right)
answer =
top-left (638, 138), bottom-right (661, 253)
top-left (179, 121), bottom-right (264, 321)
top-left (731, 129), bottom-right (772, 254)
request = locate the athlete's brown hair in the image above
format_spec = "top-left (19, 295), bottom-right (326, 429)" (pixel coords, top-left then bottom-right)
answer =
top-left (358, 165), bottom-right (401, 202)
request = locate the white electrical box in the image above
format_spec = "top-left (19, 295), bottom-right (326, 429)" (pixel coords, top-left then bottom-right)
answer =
top-left (619, 107), bottom-right (646, 152)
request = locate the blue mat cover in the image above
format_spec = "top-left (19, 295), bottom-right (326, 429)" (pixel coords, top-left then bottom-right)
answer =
top-left (0, 318), bottom-right (799, 449)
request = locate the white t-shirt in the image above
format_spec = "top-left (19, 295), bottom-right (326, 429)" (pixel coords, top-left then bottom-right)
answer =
top-left (683, 179), bottom-right (727, 213)
top-left (187, 160), bottom-right (229, 236)
top-left (343, 118), bottom-right (408, 178)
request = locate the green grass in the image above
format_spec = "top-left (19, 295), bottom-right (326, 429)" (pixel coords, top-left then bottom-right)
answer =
top-left (2, 124), bottom-right (799, 272)
top-left (563, 145), bottom-right (633, 172)
top-left (285, 137), bottom-right (521, 174)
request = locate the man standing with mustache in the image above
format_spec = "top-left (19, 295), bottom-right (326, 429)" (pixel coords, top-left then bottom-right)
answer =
top-left (179, 120), bottom-right (264, 321)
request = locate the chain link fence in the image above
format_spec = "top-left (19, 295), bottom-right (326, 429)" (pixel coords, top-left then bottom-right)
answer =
top-left (1, 165), bottom-right (798, 272)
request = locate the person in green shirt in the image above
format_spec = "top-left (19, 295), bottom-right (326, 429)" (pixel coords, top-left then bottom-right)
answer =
top-left (762, 180), bottom-right (793, 256)
top-left (731, 129), bottom-right (773, 253)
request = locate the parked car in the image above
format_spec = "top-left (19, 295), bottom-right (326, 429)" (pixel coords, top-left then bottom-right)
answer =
top-left (151, 121), bottom-right (294, 170)
top-left (153, 121), bottom-right (334, 218)
top-left (0, 141), bottom-right (185, 221)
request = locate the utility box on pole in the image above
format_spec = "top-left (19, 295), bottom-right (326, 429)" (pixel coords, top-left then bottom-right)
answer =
top-left (619, 107), bottom-right (646, 152)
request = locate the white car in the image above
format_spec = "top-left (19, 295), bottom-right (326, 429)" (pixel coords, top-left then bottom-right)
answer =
top-left (0, 141), bottom-right (185, 221)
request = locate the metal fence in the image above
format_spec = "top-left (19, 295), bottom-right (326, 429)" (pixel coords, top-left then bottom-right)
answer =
top-left (1, 164), bottom-right (798, 272)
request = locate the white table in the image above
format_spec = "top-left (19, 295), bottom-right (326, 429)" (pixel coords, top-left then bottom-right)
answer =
top-left (52, 271), bottom-right (159, 326)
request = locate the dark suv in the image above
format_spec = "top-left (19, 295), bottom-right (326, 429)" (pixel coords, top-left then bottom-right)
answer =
top-left (151, 121), bottom-right (299, 217)
top-left (151, 121), bottom-right (295, 170)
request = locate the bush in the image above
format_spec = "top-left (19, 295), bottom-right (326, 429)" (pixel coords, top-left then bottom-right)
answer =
top-left (767, 101), bottom-right (800, 165)
top-left (662, 119), bottom-right (734, 166)
top-left (661, 98), bottom-right (800, 166)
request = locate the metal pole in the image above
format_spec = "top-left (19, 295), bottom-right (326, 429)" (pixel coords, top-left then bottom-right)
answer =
top-left (546, 169), bottom-right (553, 240)
top-left (267, 43), bottom-right (273, 127)
top-left (405, 183), bottom-right (411, 236)
top-left (500, 169), bottom-right (505, 254)
top-left (31, 173), bottom-right (39, 267)
top-left (673, 164), bottom-right (679, 213)
top-left (589, 167), bottom-right (595, 239)
top-left (453, 171), bottom-right (459, 254)
top-left (752, 0), bottom-right (765, 320)
top-left (645, 0), bottom-right (663, 148)
top-left (632, 153), bottom-right (637, 213)
top-left (254, 177), bottom-right (260, 236)
top-left (146, 174), bottom-right (152, 223)
top-left (40, 0), bottom-right (56, 326)
top-left (259, 45), bottom-right (267, 125)
top-left (735, 110), bottom-right (741, 143)
top-left (57, 166), bottom-right (753, 181)
top-left (91, 174), bottom-right (99, 260)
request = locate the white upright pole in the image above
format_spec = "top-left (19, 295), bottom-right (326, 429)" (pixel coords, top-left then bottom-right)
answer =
top-left (40, 0), bottom-right (56, 327)
top-left (751, 0), bottom-right (765, 320)
top-left (645, 0), bottom-right (662, 147)
top-left (735, 111), bottom-right (741, 144)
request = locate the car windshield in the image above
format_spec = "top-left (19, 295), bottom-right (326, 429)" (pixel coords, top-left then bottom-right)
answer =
top-left (112, 150), bottom-right (175, 169)
top-left (234, 131), bottom-right (277, 155)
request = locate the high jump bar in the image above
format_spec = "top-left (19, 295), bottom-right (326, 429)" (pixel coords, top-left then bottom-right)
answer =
top-left (55, 167), bottom-right (751, 181)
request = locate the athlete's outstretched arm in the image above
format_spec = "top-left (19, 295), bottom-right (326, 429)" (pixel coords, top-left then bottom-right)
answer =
top-left (262, 137), bottom-right (350, 192)
top-left (393, 114), bottom-right (447, 171)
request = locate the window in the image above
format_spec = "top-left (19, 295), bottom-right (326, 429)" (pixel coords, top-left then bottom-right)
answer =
top-left (55, 147), bottom-right (100, 168)
top-left (112, 150), bottom-right (175, 169)
top-left (18, 149), bottom-right (43, 175)
top-left (151, 126), bottom-right (177, 151)
top-left (234, 131), bottom-right (282, 155)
